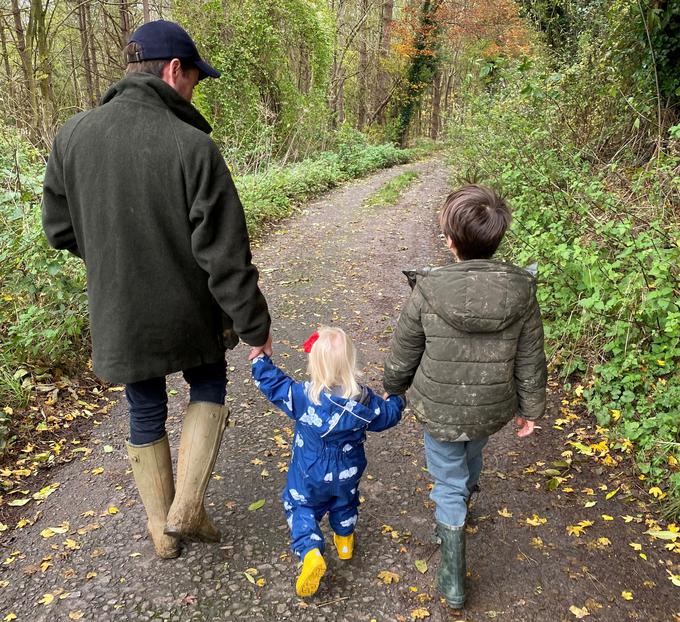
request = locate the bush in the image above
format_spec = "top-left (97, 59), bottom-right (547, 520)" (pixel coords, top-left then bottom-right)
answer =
top-left (447, 62), bottom-right (680, 512)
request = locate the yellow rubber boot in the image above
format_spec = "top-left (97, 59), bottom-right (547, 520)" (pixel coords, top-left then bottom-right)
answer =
top-left (295, 548), bottom-right (327, 597)
top-left (333, 533), bottom-right (354, 560)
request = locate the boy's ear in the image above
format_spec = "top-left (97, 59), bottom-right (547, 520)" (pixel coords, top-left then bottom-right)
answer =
top-left (445, 237), bottom-right (460, 260)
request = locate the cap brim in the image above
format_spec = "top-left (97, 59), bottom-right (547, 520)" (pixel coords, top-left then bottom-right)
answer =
top-left (195, 59), bottom-right (221, 80)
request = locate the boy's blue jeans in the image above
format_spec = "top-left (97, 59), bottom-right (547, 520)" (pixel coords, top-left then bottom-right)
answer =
top-left (125, 360), bottom-right (227, 445)
top-left (424, 430), bottom-right (488, 527)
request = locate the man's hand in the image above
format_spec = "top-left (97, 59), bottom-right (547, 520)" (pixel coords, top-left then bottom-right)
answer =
top-left (515, 416), bottom-right (535, 438)
top-left (248, 332), bottom-right (273, 361)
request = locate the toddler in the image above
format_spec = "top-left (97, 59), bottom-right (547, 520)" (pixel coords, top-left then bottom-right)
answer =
top-left (251, 326), bottom-right (405, 597)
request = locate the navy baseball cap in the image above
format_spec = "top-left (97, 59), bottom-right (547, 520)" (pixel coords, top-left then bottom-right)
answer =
top-left (127, 20), bottom-right (220, 80)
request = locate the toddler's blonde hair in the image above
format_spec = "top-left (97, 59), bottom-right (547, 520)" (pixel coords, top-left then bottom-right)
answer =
top-left (306, 326), bottom-right (361, 405)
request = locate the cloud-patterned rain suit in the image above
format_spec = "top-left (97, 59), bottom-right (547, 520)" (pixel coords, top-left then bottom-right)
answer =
top-left (252, 355), bottom-right (405, 559)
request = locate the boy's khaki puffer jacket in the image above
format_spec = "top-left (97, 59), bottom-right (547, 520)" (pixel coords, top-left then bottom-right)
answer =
top-left (383, 259), bottom-right (547, 441)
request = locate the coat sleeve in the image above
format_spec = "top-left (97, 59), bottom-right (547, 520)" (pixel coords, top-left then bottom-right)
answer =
top-left (383, 285), bottom-right (426, 394)
top-left (366, 390), bottom-right (405, 432)
top-left (251, 355), bottom-right (306, 420)
top-left (188, 140), bottom-right (270, 347)
top-left (42, 130), bottom-right (81, 258)
top-left (514, 293), bottom-right (547, 420)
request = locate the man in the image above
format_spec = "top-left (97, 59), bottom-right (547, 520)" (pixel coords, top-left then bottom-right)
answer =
top-left (42, 20), bottom-right (272, 559)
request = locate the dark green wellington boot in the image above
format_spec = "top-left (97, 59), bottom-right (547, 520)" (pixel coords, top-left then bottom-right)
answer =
top-left (436, 521), bottom-right (466, 608)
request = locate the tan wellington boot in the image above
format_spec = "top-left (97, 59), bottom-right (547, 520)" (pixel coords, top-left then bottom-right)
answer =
top-left (126, 436), bottom-right (181, 559)
top-left (164, 402), bottom-right (228, 541)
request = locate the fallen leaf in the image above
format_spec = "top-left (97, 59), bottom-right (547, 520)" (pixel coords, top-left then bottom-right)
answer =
top-left (107, 506), bottom-right (119, 515)
top-left (91, 467), bottom-right (104, 475)
top-left (38, 592), bottom-right (55, 605)
top-left (68, 611), bottom-right (84, 620)
top-left (8, 499), bottom-right (30, 507)
top-left (497, 508), bottom-right (513, 518)
top-left (4, 614), bottom-right (17, 621)
top-left (569, 605), bottom-right (590, 618)
top-left (415, 559), bottom-right (428, 574)
top-left (244, 571), bottom-right (256, 584)
top-left (525, 514), bottom-right (547, 526)
top-left (248, 499), bottom-right (265, 511)
top-left (621, 591), bottom-right (633, 600)
top-left (411, 608), bottom-right (430, 620)
top-left (256, 578), bottom-right (266, 587)
top-left (601, 514), bottom-right (614, 521)
top-left (378, 570), bottom-right (400, 584)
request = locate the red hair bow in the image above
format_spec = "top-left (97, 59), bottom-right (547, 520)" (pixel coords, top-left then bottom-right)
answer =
top-left (302, 331), bottom-right (319, 353)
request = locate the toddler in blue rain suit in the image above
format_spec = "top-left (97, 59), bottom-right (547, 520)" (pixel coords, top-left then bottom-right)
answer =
top-left (251, 326), bottom-right (405, 597)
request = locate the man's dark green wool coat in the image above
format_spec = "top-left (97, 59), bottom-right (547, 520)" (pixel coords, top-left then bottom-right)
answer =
top-left (383, 260), bottom-right (547, 441)
top-left (42, 73), bottom-right (271, 384)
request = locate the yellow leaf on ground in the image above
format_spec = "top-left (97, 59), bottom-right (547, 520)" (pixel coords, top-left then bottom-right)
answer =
top-left (629, 542), bottom-right (642, 551)
top-left (256, 578), bottom-right (266, 587)
top-left (649, 487), bottom-right (667, 500)
top-left (4, 614), bottom-right (17, 621)
top-left (107, 506), bottom-right (119, 515)
top-left (569, 605), bottom-right (590, 618)
top-left (378, 570), bottom-right (400, 584)
top-left (525, 514), bottom-right (547, 526)
top-left (411, 608), bottom-right (430, 620)
top-left (38, 593), bottom-right (54, 605)
top-left (91, 467), bottom-right (104, 475)
top-left (601, 515), bottom-right (614, 521)
top-left (621, 591), bottom-right (633, 600)
top-left (68, 612), bottom-right (84, 620)
top-left (497, 507), bottom-right (513, 518)
top-left (597, 537), bottom-right (611, 547)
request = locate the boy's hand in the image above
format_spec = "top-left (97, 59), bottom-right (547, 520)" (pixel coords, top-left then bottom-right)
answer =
top-left (515, 416), bottom-right (535, 438)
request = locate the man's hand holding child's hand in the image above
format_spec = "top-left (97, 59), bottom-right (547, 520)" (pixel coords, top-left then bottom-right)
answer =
top-left (514, 416), bottom-right (535, 438)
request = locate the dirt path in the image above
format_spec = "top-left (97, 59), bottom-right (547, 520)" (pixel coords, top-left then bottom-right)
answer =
top-left (1, 158), bottom-right (677, 622)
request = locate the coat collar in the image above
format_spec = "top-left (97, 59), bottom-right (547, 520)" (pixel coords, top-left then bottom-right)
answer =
top-left (100, 72), bottom-right (212, 134)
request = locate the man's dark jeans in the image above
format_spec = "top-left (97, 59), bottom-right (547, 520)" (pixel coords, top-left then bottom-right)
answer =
top-left (125, 360), bottom-right (227, 445)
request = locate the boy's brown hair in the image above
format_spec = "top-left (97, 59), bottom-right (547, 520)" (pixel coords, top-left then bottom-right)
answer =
top-left (439, 184), bottom-right (511, 260)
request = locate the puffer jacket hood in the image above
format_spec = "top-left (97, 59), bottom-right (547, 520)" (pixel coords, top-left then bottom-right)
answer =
top-left (417, 260), bottom-right (536, 333)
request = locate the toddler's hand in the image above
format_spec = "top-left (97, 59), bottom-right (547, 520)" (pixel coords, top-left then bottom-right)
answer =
top-left (515, 416), bottom-right (535, 438)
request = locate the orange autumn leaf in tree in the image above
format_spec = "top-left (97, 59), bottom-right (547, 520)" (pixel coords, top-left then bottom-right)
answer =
top-left (392, 0), bottom-right (530, 61)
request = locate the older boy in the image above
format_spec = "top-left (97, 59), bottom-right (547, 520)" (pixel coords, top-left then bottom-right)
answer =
top-left (383, 184), bottom-right (547, 608)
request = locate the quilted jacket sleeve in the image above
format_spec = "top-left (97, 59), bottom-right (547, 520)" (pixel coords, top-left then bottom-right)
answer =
top-left (514, 294), bottom-right (547, 420)
top-left (383, 285), bottom-right (426, 395)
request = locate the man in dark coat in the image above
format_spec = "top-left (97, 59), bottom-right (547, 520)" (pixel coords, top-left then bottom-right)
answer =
top-left (42, 20), bottom-right (272, 558)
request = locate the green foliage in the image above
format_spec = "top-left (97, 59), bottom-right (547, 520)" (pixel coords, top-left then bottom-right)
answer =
top-left (175, 0), bottom-right (334, 167)
top-left (0, 131), bottom-right (88, 408)
top-left (447, 38), bottom-right (680, 510)
top-left (364, 171), bottom-right (420, 208)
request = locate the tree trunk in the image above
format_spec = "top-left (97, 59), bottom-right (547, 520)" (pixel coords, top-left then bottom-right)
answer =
top-left (78, 1), bottom-right (95, 107)
top-left (356, 0), bottom-right (369, 130)
top-left (119, 0), bottom-right (131, 46)
top-left (0, 18), bottom-right (14, 103)
top-left (10, 0), bottom-right (35, 108)
top-left (430, 68), bottom-right (442, 139)
top-left (143, 0), bottom-right (151, 23)
top-left (374, 0), bottom-right (393, 123)
top-left (85, 1), bottom-right (101, 102)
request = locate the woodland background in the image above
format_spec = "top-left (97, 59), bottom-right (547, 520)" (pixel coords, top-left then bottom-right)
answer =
top-left (0, 0), bottom-right (678, 516)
